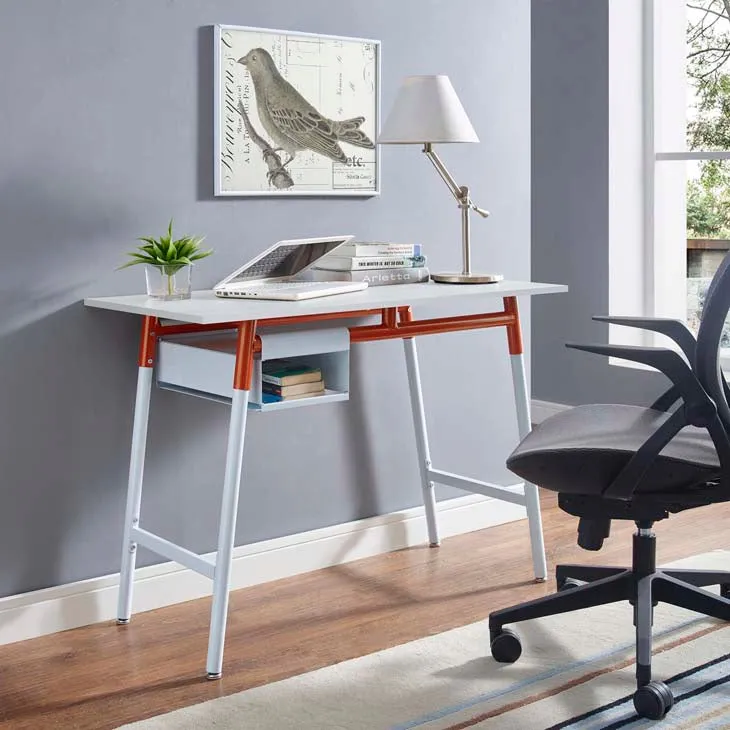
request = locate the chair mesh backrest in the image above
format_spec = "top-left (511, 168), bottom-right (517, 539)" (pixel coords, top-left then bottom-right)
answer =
top-left (695, 250), bottom-right (730, 430)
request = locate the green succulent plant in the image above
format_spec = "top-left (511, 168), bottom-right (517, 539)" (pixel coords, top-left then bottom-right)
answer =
top-left (119, 219), bottom-right (213, 296)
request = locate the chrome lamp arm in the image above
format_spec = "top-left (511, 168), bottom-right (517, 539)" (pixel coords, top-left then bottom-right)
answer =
top-left (422, 143), bottom-right (498, 284)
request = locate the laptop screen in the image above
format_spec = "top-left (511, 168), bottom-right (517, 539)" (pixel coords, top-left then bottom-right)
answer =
top-left (229, 239), bottom-right (348, 283)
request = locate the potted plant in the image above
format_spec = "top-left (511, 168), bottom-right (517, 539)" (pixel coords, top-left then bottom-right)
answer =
top-left (119, 220), bottom-right (213, 300)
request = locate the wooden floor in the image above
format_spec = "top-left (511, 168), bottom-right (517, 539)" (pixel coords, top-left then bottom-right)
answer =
top-left (2, 490), bottom-right (730, 729)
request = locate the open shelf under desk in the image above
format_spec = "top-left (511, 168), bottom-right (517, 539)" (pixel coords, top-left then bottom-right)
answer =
top-left (156, 323), bottom-right (351, 411)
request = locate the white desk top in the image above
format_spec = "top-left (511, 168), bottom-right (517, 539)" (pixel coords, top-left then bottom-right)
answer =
top-left (84, 280), bottom-right (568, 325)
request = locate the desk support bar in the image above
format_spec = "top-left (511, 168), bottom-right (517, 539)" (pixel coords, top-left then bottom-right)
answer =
top-left (131, 527), bottom-right (216, 580)
top-left (428, 470), bottom-right (526, 506)
top-left (351, 309), bottom-right (515, 343)
top-left (155, 309), bottom-right (383, 338)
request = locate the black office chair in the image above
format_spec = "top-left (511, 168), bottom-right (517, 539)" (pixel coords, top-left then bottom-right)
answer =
top-left (489, 253), bottom-right (730, 721)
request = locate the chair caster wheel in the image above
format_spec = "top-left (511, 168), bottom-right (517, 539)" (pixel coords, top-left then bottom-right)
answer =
top-left (633, 681), bottom-right (674, 720)
top-left (558, 577), bottom-right (584, 592)
top-left (721, 583), bottom-right (730, 599)
top-left (490, 628), bottom-right (522, 663)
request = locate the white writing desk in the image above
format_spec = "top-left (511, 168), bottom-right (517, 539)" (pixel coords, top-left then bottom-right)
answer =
top-left (84, 280), bottom-right (567, 678)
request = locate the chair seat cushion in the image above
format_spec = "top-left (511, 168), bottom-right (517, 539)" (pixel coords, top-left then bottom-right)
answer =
top-left (507, 404), bottom-right (721, 496)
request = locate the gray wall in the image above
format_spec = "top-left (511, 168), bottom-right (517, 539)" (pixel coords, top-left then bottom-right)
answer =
top-left (0, 0), bottom-right (531, 597)
top-left (531, 0), bottom-right (664, 406)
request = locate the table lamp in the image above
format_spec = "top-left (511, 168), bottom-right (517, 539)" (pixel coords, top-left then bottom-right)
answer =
top-left (377, 75), bottom-right (502, 284)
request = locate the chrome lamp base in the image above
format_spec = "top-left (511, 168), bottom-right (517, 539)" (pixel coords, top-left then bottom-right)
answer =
top-left (431, 271), bottom-right (504, 284)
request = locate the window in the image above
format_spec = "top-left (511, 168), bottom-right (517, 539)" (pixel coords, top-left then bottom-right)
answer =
top-left (656, 1), bottom-right (730, 343)
top-left (619, 0), bottom-right (730, 350)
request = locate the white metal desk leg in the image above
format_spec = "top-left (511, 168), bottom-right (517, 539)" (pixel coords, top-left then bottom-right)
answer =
top-left (206, 387), bottom-right (250, 679)
top-left (117, 365), bottom-right (154, 623)
top-left (504, 296), bottom-right (547, 582)
top-left (510, 352), bottom-right (547, 582)
top-left (402, 335), bottom-right (440, 547)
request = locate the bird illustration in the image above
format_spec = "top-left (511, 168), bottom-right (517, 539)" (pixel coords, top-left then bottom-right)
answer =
top-left (237, 48), bottom-right (375, 167)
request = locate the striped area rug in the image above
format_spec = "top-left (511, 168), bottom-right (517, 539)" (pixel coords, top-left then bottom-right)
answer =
top-left (122, 551), bottom-right (730, 730)
top-left (543, 649), bottom-right (730, 729)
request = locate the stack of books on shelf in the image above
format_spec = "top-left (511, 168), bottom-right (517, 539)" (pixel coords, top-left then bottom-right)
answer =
top-left (308, 241), bottom-right (430, 286)
top-left (261, 359), bottom-right (325, 403)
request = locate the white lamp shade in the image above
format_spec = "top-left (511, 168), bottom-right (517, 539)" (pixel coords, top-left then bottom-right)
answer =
top-left (377, 75), bottom-right (479, 144)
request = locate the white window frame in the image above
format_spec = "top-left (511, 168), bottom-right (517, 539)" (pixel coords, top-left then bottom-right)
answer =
top-left (609, 0), bottom-right (730, 363)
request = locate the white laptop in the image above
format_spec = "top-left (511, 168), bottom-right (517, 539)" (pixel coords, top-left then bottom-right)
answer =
top-left (213, 235), bottom-right (368, 301)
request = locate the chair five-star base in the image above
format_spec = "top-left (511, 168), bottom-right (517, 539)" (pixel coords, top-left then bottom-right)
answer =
top-left (489, 521), bottom-right (730, 721)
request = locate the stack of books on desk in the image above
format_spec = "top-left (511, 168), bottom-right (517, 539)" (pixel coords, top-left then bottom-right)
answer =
top-left (261, 359), bottom-right (325, 403)
top-left (308, 241), bottom-right (430, 286)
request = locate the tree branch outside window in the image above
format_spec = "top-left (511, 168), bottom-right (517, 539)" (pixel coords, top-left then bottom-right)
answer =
top-left (687, 0), bottom-right (730, 237)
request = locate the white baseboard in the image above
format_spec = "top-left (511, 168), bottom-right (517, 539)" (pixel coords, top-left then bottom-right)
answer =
top-left (531, 398), bottom-right (570, 424)
top-left (0, 490), bottom-right (526, 646)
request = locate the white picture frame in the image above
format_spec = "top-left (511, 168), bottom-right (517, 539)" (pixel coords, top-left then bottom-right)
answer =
top-left (214, 24), bottom-right (381, 197)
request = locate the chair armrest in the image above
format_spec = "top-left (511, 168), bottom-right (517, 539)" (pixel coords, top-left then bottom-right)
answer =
top-left (566, 343), bottom-right (716, 426)
top-left (568, 342), bottom-right (730, 500)
top-left (592, 316), bottom-right (696, 361)
top-left (603, 408), bottom-right (687, 500)
top-left (588, 319), bottom-right (730, 413)
top-left (590, 317), bottom-right (695, 413)
top-left (605, 408), bottom-right (730, 501)
top-left (650, 386), bottom-right (681, 413)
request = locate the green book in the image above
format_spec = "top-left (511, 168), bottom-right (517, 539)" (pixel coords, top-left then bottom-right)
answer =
top-left (261, 359), bottom-right (322, 387)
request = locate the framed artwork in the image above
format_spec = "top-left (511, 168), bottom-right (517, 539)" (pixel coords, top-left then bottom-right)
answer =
top-left (214, 24), bottom-right (381, 197)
